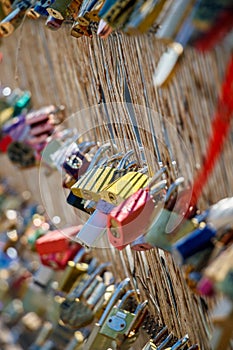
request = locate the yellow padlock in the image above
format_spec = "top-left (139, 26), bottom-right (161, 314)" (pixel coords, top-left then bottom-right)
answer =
top-left (71, 150), bottom-right (134, 203)
top-left (71, 165), bottom-right (116, 202)
top-left (100, 171), bottom-right (150, 205)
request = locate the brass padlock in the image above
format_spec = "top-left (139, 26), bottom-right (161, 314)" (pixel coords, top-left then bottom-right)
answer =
top-left (100, 170), bottom-right (150, 206)
top-left (71, 148), bottom-right (125, 202)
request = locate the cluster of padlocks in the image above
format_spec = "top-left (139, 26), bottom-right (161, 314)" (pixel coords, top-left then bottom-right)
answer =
top-left (0, 178), bottom-right (200, 350)
top-left (0, 86), bottom-right (66, 168)
top-left (1, 0), bottom-right (232, 86)
top-left (0, 175), bottom-right (231, 349)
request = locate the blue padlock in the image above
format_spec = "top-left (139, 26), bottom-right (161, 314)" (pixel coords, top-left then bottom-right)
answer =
top-left (172, 224), bottom-right (217, 262)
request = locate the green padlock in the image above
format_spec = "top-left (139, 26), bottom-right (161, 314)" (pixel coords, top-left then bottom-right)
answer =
top-left (83, 278), bottom-right (131, 350)
top-left (99, 290), bottom-right (147, 341)
top-left (138, 177), bottom-right (197, 251)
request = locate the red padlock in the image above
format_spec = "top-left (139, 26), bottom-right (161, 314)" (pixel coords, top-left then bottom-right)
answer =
top-left (107, 169), bottom-right (167, 250)
top-left (40, 243), bottom-right (81, 270)
top-left (36, 225), bottom-right (82, 255)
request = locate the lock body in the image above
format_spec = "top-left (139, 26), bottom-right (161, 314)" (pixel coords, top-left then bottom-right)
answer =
top-left (101, 171), bottom-right (149, 205)
top-left (71, 166), bottom-right (115, 202)
top-left (172, 224), bottom-right (217, 263)
top-left (36, 226), bottom-right (80, 255)
top-left (107, 188), bottom-right (155, 248)
top-left (76, 210), bottom-right (109, 248)
top-left (100, 306), bottom-right (136, 339)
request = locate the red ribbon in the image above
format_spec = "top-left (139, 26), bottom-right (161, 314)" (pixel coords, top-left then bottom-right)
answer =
top-left (191, 55), bottom-right (233, 207)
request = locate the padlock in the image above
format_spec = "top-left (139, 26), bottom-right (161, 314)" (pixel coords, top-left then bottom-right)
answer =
top-left (155, 0), bottom-right (193, 40)
top-left (123, 0), bottom-right (167, 35)
top-left (83, 278), bottom-right (131, 350)
top-left (98, 0), bottom-right (136, 29)
top-left (77, 0), bottom-right (104, 26)
top-left (62, 146), bottom-right (91, 180)
top-left (76, 200), bottom-right (115, 248)
top-left (100, 170), bottom-right (150, 206)
top-left (58, 261), bottom-right (89, 294)
top-left (45, 15), bottom-right (64, 29)
top-left (40, 244), bottom-right (82, 270)
top-left (60, 279), bottom-right (107, 328)
top-left (97, 18), bottom-right (112, 38)
top-left (26, 7), bottom-right (41, 18)
top-left (0, 5), bottom-right (28, 37)
top-left (36, 226), bottom-right (82, 255)
top-left (99, 290), bottom-right (147, 341)
top-left (136, 178), bottom-right (200, 252)
top-left (60, 263), bottom-right (110, 327)
top-left (71, 146), bottom-right (122, 202)
top-left (66, 191), bottom-right (88, 212)
top-left (33, 265), bottom-right (54, 289)
top-left (205, 197), bottom-right (233, 229)
top-left (7, 140), bottom-right (37, 168)
top-left (70, 21), bottom-right (92, 37)
top-left (107, 170), bottom-right (167, 249)
top-left (172, 223), bottom-right (217, 264)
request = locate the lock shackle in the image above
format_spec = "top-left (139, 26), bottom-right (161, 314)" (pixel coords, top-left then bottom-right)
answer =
top-left (157, 333), bottom-right (174, 350)
top-left (86, 143), bottom-right (112, 172)
top-left (78, 140), bottom-right (96, 154)
top-left (86, 280), bottom-right (106, 308)
top-left (98, 277), bottom-right (131, 326)
top-left (117, 149), bottom-right (134, 170)
top-left (147, 166), bottom-right (167, 190)
top-left (86, 257), bottom-right (99, 274)
top-left (152, 326), bottom-right (168, 345)
top-left (102, 152), bottom-right (125, 167)
top-left (118, 289), bottom-right (139, 309)
top-left (165, 177), bottom-right (184, 203)
top-left (125, 160), bottom-right (138, 170)
top-left (75, 262), bottom-right (110, 298)
top-left (73, 247), bottom-right (86, 263)
top-left (150, 179), bottom-right (167, 197)
top-left (125, 300), bottom-right (148, 336)
top-left (170, 334), bottom-right (189, 350)
top-left (138, 166), bottom-right (148, 174)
